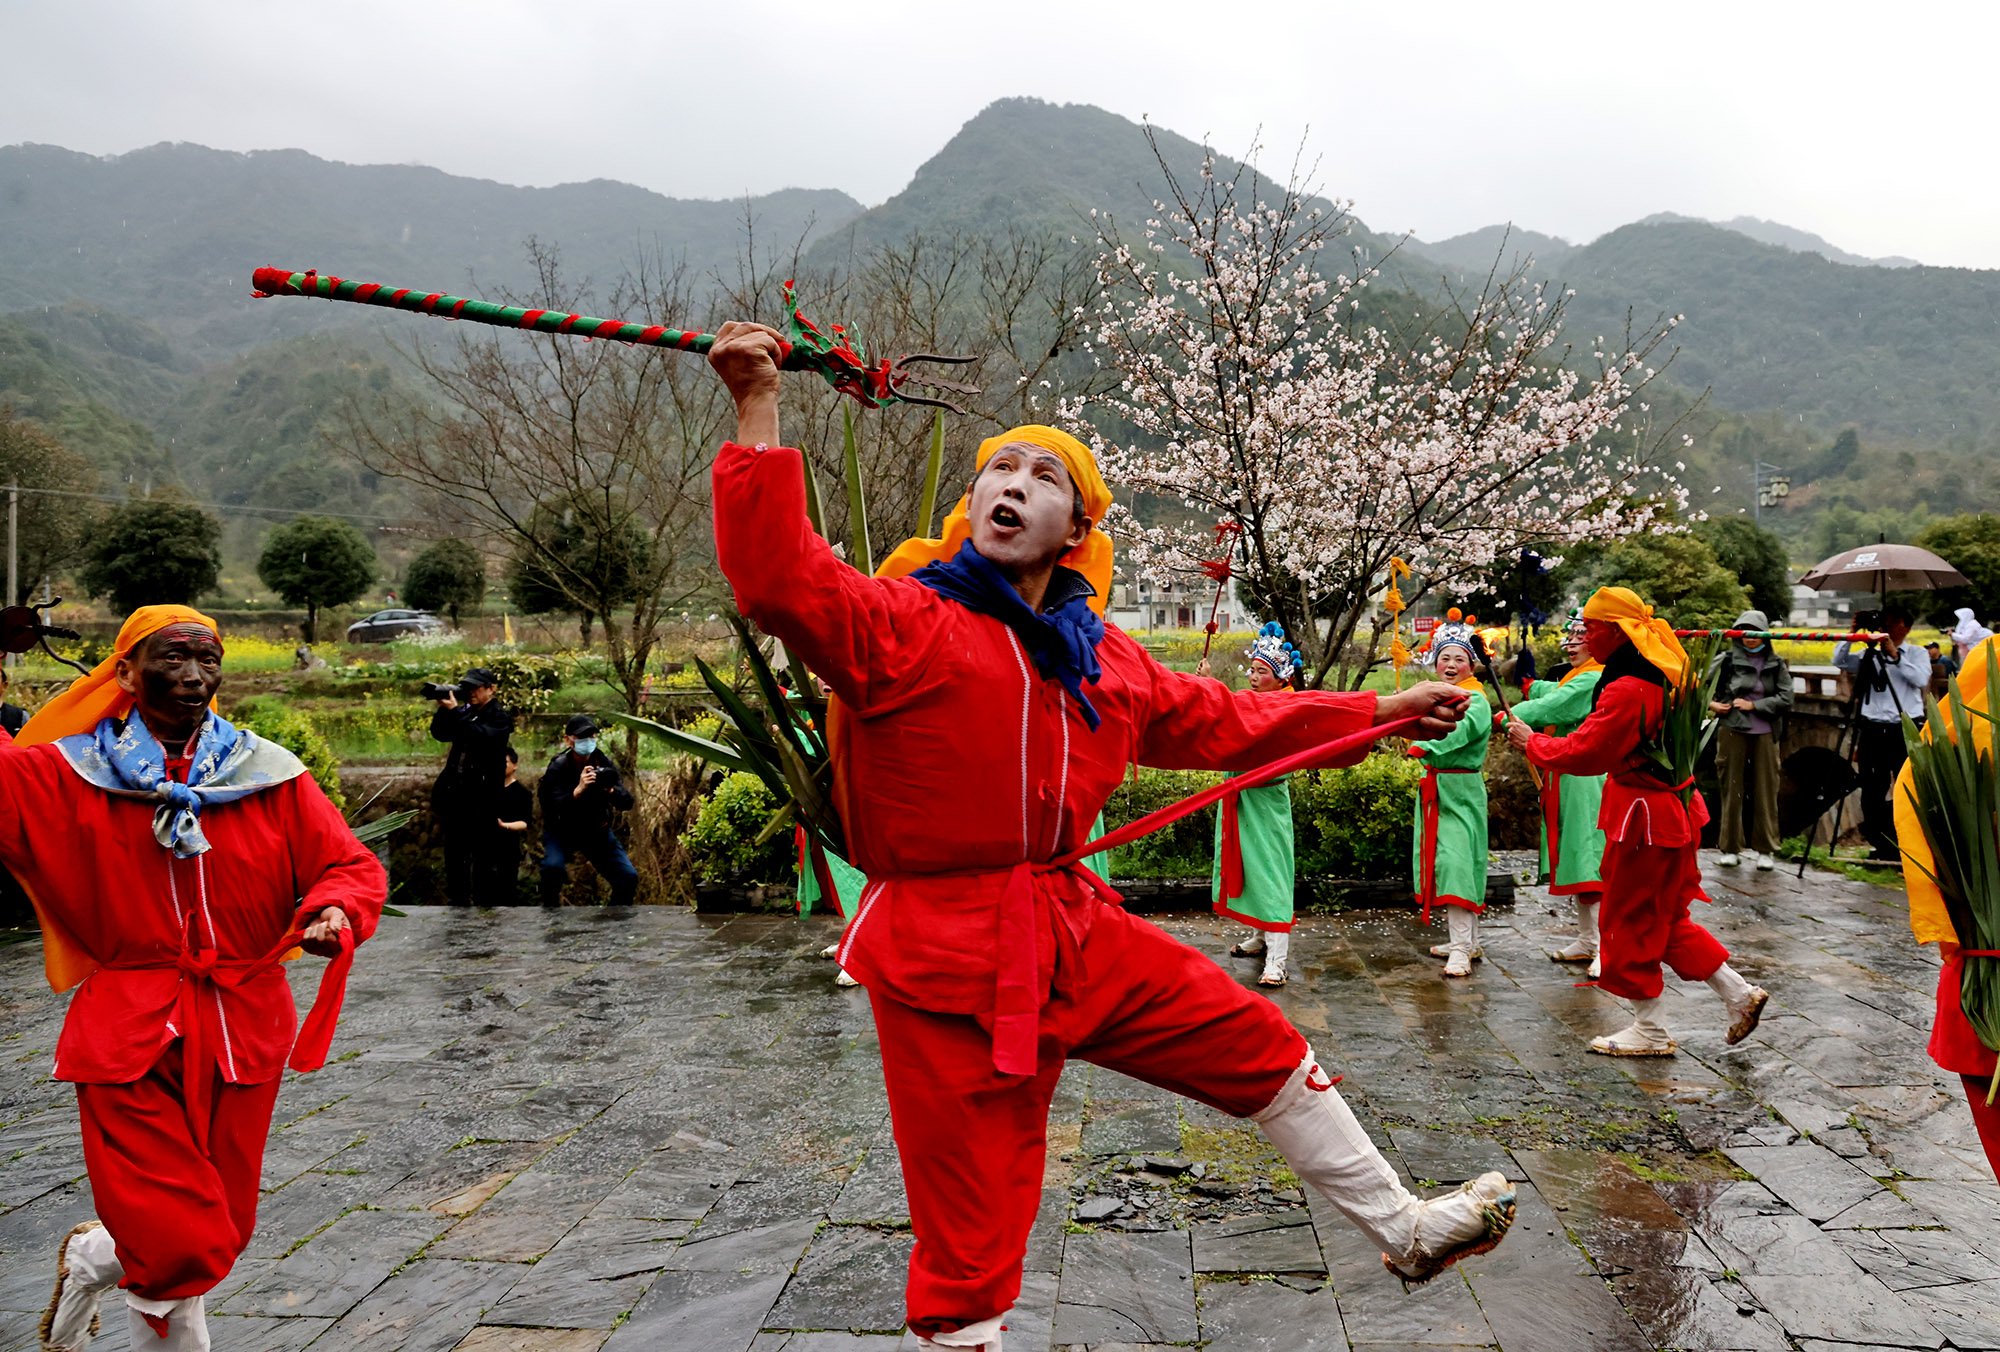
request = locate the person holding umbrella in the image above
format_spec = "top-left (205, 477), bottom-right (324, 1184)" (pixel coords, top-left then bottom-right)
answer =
top-left (1833, 607), bottom-right (1930, 861)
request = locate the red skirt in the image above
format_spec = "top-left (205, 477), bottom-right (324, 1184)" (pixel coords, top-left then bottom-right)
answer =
top-left (1932, 951), bottom-right (2000, 1077)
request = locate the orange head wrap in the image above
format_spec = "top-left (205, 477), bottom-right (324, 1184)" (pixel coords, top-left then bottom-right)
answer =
top-left (1581, 586), bottom-right (1688, 685)
top-left (874, 425), bottom-right (1114, 615)
top-left (13, 605), bottom-right (225, 991)
top-left (16, 604), bottom-right (222, 748)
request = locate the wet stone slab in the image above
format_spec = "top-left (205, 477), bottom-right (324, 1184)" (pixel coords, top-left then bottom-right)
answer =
top-left (1, 855), bottom-right (1995, 1351)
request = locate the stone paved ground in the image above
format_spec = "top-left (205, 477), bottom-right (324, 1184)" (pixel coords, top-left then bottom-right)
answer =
top-left (2, 855), bottom-right (1996, 1351)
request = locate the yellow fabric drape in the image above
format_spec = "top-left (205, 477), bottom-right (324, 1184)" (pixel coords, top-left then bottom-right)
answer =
top-left (1581, 586), bottom-right (1689, 685)
top-left (1896, 636), bottom-right (1996, 946)
top-left (874, 424), bottom-right (1115, 615)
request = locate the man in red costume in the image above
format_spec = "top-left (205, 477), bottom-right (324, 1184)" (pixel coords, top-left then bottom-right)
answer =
top-left (707, 323), bottom-right (1517, 1350)
top-left (1505, 586), bottom-right (1770, 1056)
top-left (10, 606), bottom-right (385, 1352)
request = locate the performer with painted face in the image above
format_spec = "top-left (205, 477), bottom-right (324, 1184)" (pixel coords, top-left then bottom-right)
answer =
top-left (12, 607), bottom-right (385, 1352)
top-left (706, 322), bottom-right (1516, 1350)
top-left (1504, 587), bottom-right (1770, 1056)
top-left (1203, 623), bottom-right (1305, 986)
top-left (1410, 627), bottom-right (1493, 978)
top-left (1511, 613), bottom-right (1607, 975)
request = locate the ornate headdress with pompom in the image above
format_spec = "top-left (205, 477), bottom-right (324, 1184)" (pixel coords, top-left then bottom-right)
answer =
top-left (1245, 621), bottom-right (1302, 682)
top-left (1425, 608), bottom-right (1478, 667)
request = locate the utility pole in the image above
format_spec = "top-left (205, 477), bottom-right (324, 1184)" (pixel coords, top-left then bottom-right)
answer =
top-left (5, 483), bottom-right (15, 673)
top-left (1752, 461), bottom-right (1790, 525)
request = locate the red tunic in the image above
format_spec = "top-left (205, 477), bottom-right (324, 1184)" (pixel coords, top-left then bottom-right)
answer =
top-left (0, 737), bottom-right (386, 1085)
top-left (1523, 675), bottom-right (1709, 845)
top-left (713, 442), bottom-right (1376, 1067)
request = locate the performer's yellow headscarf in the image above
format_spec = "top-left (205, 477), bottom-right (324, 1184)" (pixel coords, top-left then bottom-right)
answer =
top-left (1581, 586), bottom-right (1689, 685)
top-left (875, 425), bottom-right (1115, 616)
top-left (15, 604), bottom-right (221, 748)
top-left (1896, 636), bottom-right (1992, 947)
top-left (11, 606), bottom-right (224, 991)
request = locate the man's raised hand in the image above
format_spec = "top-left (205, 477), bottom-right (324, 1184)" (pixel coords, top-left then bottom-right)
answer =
top-left (1377, 681), bottom-right (1471, 738)
top-left (709, 320), bottom-right (785, 447)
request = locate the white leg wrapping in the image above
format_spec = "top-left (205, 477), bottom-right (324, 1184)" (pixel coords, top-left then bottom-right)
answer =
top-left (124, 1293), bottom-right (209, 1351)
top-left (1705, 963), bottom-right (1752, 1005)
top-left (919, 1312), bottom-right (1006, 1348)
top-left (1578, 898), bottom-right (1600, 948)
top-left (1252, 1050), bottom-right (1420, 1256)
top-left (1260, 930), bottom-right (1290, 983)
top-left (1232, 930), bottom-right (1266, 956)
top-left (42, 1221), bottom-right (123, 1351)
top-left (1447, 909), bottom-right (1478, 955)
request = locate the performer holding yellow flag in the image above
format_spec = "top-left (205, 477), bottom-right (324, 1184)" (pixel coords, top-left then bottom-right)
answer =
top-left (1893, 638), bottom-right (2000, 1180)
top-left (1504, 588), bottom-right (1768, 1056)
top-left (11, 606), bottom-right (385, 1352)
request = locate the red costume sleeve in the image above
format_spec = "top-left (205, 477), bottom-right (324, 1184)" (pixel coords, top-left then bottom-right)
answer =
top-left (1126, 641), bottom-right (1379, 771)
top-left (713, 441), bottom-right (942, 713)
top-left (282, 776), bottom-right (388, 942)
top-left (1526, 678), bottom-right (1653, 776)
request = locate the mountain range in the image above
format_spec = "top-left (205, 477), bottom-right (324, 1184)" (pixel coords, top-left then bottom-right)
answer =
top-left (3, 96), bottom-right (1994, 559)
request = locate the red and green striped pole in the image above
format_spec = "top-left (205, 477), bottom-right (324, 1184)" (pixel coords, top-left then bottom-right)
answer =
top-left (249, 266), bottom-right (977, 411)
top-left (253, 266), bottom-right (715, 350)
top-left (1673, 629), bottom-right (1887, 642)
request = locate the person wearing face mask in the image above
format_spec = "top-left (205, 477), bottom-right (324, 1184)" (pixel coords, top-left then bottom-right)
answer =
top-left (1409, 630), bottom-right (1494, 979)
top-left (537, 715), bottom-right (639, 907)
top-left (1199, 623), bottom-right (1304, 987)
top-left (1706, 610), bottom-right (1793, 870)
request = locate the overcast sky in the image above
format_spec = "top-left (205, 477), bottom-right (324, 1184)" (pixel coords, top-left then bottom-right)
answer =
top-left (6, 0), bottom-right (1996, 269)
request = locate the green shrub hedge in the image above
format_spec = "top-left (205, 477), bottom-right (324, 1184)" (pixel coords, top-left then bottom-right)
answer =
top-left (229, 696), bottom-right (346, 809)
top-left (674, 747), bottom-right (1521, 889)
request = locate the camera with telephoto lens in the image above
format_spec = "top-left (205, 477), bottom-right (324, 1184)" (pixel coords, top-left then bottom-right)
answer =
top-left (420, 680), bottom-right (470, 702)
top-left (1853, 608), bottom-right (1884, 633)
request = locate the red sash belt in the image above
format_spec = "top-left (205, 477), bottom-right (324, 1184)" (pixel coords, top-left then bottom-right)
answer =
top-left (1418, 767), bottom-right (1474, 924)
top-left (102, 922), bottom-right (356, 1155)
top-left (911, 714), bottom-right (1426, 1077)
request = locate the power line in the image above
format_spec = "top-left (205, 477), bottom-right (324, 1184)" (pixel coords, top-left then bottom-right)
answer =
top-left (4, 484), bottom-right (425, 530)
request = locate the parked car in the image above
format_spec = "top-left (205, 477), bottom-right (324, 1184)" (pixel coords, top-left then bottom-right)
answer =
top-left (346, 609), bottom-right (446, 643)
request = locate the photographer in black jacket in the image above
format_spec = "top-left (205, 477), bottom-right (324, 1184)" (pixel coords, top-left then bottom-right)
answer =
top-left (538, 714), bottom-right (639, 907)
top-left (429, 666), bottom-right (514, 905)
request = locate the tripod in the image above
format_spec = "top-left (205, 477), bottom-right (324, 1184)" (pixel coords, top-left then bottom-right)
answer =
top-left (1794, 639), bottom-right (1912, 878)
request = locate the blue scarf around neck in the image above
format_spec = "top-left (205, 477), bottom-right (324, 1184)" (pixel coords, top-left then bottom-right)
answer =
top-left (55, 712), bottom-right (307, 856)
top-left (916, 540), bottom-right (1107, 730)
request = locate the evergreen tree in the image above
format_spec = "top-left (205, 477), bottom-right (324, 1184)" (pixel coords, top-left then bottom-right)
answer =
top-left (79, 498), bottom-right (222, 612)
top-left (1914, 514), bottom-right (2000, 627)
top-left (504, 499), bottom-right (650, 646)
top-left (1588, 532), bottom-right (1750, 629)
top-left (257, 515), bottom-right (377, 643)
top-left (403, 537), bottom-right (486, 628)
top-left (1695, 518), bottom-right (1792, 620)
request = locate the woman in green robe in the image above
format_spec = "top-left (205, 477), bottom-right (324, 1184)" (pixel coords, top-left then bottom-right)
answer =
top-left (1207, 623), bottom-right (1304, 986)
top-left (797, 827), bottom-right (869, 986)
top-left (1411, 634), bottom-right (1493, 978)
top-left (1510, 616), bottom-right (1605, 974)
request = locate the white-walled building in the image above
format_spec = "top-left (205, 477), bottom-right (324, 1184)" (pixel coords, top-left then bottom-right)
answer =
top-left (1109, 575), bottom-right (1244, 632)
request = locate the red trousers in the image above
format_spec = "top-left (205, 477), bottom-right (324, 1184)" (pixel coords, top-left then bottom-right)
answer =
top-left (1964, 1077), bottom-right (2000, 1184)
top-left (75, 1046), bottom-right (281, 1301)
top-left (871, 901), bottom-right (1306, 1339)
top-left (1597, 839), bottom-right (1728, 1000)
